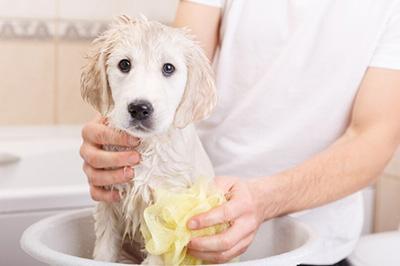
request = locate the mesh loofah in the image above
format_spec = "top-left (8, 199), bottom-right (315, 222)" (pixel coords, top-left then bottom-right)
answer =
top-left (140, 179), bottom-right (228, 265)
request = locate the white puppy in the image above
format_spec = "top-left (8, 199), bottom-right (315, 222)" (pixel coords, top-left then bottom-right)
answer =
top-left (81, 16), bottom-right (217, 264)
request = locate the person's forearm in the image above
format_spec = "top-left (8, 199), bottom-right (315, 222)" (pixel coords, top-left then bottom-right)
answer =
top-left (254, 125), bottom-right (400, 220)
top-left (173, 1), bottom-right (221, 60)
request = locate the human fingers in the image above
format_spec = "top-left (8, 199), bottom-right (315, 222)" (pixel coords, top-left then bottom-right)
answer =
top-left (89, 184), bottom-right (120, 202)
top-left (83, 164), bottom-right (134, 186)
top-left (188, 217), bottom-right (257, 252)
top-left (80, 142), bottom-right (140, 169)
top-left (188, 232), bottom-right (255, 263)
top-left (82, 118), bottom-right (139, 147)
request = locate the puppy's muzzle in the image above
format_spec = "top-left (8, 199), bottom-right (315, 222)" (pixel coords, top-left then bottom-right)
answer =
top-left (128, 100), bottom-right (154, 121)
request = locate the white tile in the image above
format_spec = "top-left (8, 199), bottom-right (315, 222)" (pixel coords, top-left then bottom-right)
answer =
top-left (58, 0), bottom-right (178, 22)
top-left (117, 0), bottom-right (179, 23)
top-left (58, 0), bottom-right (119, 20)
top-left (0, 0), bottom-right (56, 19)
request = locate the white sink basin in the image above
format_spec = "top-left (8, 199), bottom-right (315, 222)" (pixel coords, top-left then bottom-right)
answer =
top-left (21, 208), bottom-right (318, 266)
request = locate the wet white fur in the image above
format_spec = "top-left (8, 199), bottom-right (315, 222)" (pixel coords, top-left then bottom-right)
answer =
top-left (81, 16), bottom-right (217, 264)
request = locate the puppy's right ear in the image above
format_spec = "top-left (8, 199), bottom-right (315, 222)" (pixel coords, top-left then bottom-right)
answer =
top-left (80, 31), bottom-right (114, 115)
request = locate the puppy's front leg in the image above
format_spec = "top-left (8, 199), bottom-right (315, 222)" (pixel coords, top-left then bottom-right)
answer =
top-left (93, 202), bottom-right (122, 262)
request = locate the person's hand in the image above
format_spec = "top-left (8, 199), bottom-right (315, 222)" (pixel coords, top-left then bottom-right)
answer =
top-left (79, 116), bottom-right (140, 202)
top-left (187, 176), bottom-right (267, 263)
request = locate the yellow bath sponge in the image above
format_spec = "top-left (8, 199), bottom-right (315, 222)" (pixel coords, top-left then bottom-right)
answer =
top-left (140, 179), bottom-right (228, 265)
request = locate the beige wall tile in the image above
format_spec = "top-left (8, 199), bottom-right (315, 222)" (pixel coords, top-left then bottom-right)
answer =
top-left (56, 41), bottom-right (96, 124)
top-left (374, 173), bottom-right (400, 232)
top-left (0, 40), bottom-right (55, 125)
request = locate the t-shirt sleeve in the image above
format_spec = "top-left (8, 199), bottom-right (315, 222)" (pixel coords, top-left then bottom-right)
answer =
top-left (369, 4), bottom-right (400, 70)
top-left (183, 0), bottom-right (224, 8)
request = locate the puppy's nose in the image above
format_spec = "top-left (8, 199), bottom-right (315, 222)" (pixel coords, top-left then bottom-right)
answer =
top-left (127, 100), bottom-right (154, 121)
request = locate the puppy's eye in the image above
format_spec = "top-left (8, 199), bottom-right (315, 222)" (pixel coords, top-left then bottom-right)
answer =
top-left (162, 63), bottom-right (175, 77)
top-left (118, 59), bottom-right (131, 73)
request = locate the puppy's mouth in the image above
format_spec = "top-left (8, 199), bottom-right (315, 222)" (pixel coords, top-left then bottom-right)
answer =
top-left (132, 124), bottom-right (150, 132)
top-left (127, 120), bottom-right (153, 133)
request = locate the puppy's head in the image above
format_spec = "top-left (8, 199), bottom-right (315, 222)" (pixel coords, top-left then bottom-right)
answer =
top-left (81, 16), bottom-right (216, 138)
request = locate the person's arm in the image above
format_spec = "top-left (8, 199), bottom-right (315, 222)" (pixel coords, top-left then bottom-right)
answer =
top-left (187, 67), bottom-right (400, 263)
top-left (173, 0), bottom-right (221, 60)
top-left (258, 67), bottom-right (400, 217)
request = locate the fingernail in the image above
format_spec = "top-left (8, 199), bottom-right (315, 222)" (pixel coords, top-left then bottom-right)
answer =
top-left (128, 154), bottom-right (138, 165)
top-left (188, 220), bottom-right (198, 230)
top-left (113, 192), bottom-right (120, 202)
top-left (124, 167), bottom-right (133, 180)
top-left (128, 137), bottom-right (140, 147)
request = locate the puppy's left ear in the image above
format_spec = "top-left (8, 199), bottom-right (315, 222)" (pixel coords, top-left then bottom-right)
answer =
top-left (173, 35), bottom-right (217, 128)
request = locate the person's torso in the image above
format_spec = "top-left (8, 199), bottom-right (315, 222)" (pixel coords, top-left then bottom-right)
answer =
top-left (195, 0), bottom-right (398, 263)
top-left (197, 0), bottom-right (397, 177)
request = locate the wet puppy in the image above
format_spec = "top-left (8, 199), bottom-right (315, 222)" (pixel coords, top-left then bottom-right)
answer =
top-left (81, 16), bottom-right (217, 264)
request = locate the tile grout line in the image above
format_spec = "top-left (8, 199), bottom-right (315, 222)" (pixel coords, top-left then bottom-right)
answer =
top-left (53, 0), bottom-right (60, 124)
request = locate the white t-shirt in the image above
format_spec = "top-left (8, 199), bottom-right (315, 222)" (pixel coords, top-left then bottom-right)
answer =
top-left (188, 0), bottom-right (400, 264)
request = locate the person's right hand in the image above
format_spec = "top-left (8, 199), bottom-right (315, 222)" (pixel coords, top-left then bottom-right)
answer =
top-left (80, 117), bottom-right (141, 202)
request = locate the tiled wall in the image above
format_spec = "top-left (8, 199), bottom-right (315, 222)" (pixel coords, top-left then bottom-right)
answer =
top-left (374, 153), bottom-right (400, 232)
top-left (0, 0), bottom-right (179, 125)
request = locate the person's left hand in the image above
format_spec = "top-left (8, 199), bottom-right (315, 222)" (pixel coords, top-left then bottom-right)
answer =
top-left (186, 176), bottom-right (266, 263)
